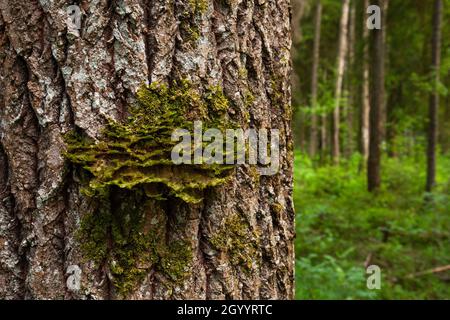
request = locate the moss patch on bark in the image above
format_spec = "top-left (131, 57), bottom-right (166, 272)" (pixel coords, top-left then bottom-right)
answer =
top-left (66, 80), bottom-right (233, 296)
top-left (210, 213), bottom-right (260, 272)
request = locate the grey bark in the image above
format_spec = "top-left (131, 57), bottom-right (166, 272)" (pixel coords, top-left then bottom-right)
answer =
top-left (344, 1), bottom-right (355, 158)
top-left (331, 0), bottom-right (350, 164)
top-left (0, 0), bottom-right (294, 300)
top-left (361, 0), bottom-right (370, 161)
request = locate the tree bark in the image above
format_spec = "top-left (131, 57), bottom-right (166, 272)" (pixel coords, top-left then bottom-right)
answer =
top-left (320, 72), bottom-right (327, 159)
top-left (292, 0), bottom-right (306, 153)
top-left (426, 0), bottom-right (442, 192)
top-left (331, 0), bottom-right (350, 164)
top-left (379, 0), bottom-right (389, 141)
top-left (0, 0), bottom-right (294, 300)
top-left (368, 0), bottom-right (387, 192)
top-left (442, 71), bottom-right (450, 154)
top-left (361, 0), bottom-right (370, 161)
top-left (344, 1), bottom-right (355, 158)
top-left (309, 0), bottom-right (322, 157)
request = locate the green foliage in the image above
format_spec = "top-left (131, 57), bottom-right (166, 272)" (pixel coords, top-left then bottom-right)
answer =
top-left (294, 151), bottom-right (450, 299)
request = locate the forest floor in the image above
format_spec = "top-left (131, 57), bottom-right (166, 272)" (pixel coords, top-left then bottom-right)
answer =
top-left (294, 151), bottom-right (450, 299)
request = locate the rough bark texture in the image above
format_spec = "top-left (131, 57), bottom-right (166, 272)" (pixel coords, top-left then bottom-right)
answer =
top-left (0, 0), bottom-right (294, 300)
top-left (331, 0), bottom-right (349, 164)
top-left (368, 0), bottom-right (387, 192)
top-left (291, 0), bottom-right (305, 152)
top-left (426, 0), bottom-right (442, 192)
top-left (379, 0), bottom-right (388, 142)
top-left (360, 0), bottom-right (370, 161)
top-left (344, 1), bottom-right (355, 158)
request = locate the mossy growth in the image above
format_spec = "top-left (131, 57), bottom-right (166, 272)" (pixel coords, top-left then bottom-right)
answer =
top-left (189, 0), bottom-right (208, 15)
top-left (210, 213), bottom-right (260, 272)
top-left (67, 80), bottom-right (233, 296)
top-left (65, 80), bottom-right (234, 204)
top-left (180, 1), bottom-right (208, 43)
top-left (77, 188), bottom-right (193, 296)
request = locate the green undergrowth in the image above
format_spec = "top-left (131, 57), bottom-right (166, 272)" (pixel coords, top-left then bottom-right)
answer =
top-left (294, 151), bottom-right (450, 299)
top-left (66, 80), bottom-right (235, 296)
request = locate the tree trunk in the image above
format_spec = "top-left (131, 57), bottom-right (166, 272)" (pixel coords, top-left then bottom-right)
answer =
top-left (292, 0), bottom-right (306, 153)
top-left (0, 0), bottom-right (294, 300)
top-left (331, 0), bottom-right (350, 164)
top-left (344, 1), bottom-right (356, 158)
top-left (379, 0), bottom-right (389, 141)
top-left (368, 0), bottom-right (387, 192)
top-left (309, 0), bottom-right (322, 157)
top-left (426, 0), bottom-right (442, 192)
top-left (320, 73), bottom-right (327, 158)
top-left (291, 0), bottom-right (306, 47)
top-left (386, 84), bottom-right (402, 158)
top-left (361, 0), bottom-right (370, 161)
top-left (442, 71), bottom-right (450, 154)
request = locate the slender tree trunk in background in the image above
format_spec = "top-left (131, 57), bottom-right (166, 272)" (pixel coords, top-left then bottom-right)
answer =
top-left (0, 0), bottom-right (294, 299)
top-left (361, 0), bottom-right (370, 161)
top-left (298, 111), bottom-right (306, 152)
top-left (309, 0), bottom-right (322, 157)
top-left (291, 0), bottom-right (306, 47)
top-left (443, 71), bottom-right (450, 154)
top-left (345, 2), bottom-right (356, 158)
top-left (368, 0), bottom-right (387, 192)
top-left (292, 0), bottom-right (306, 152)
top-left (380, 0), bottom-right (389, 141)
top-left (426, 0), bottom-right (442, 192)
top-left (320, 72), bottom-right (328, 159)
top-left (332, 0), bottom-right (350, 164)
top-left (320, 115), bottom-right (326, 156)
top-left (386, 84), bottom-right (402, 158)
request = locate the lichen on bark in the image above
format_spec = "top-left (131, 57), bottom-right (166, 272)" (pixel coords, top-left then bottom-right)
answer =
top-left (65, 80), bottom-right (233, 295)
top-left (210, 213), bottom-right (261, 273)
top-left (65, 80), bottom-right (234, 203)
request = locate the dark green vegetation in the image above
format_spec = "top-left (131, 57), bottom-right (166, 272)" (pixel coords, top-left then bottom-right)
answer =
top-left (294, 151), bottom-right (450, 299)
top-left (65, 81), bottom-right (234, 295)
top-left (292, 0), bottom-right (449, 299)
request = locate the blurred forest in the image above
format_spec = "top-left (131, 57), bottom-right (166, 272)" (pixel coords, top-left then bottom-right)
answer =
top-left (292, 0), bottom-right (449, 299)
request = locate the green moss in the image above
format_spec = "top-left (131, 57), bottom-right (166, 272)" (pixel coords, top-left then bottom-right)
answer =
top-left (270, 78), bottom-right (283, 104)
top-left (238, 67), bottom-right (248, 79)
top-left (76, 190), bottom-right (193, 296)
top-left (159, 240), bottom-right (193, 282)
top-left (67, 80), bottom-right (235, 296)
top-left (65, 80), bottom-right (234, 204)
top-left (189, 0), bottom-right (208, 15)
top-left (186, 25), bottom-right (200, 42)
top-left (248, 166), bottom-right (261, 187)
top-left (210, 213), bottom-right (260, 272)
top-left (270, 201), bottom-right (284, 215)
